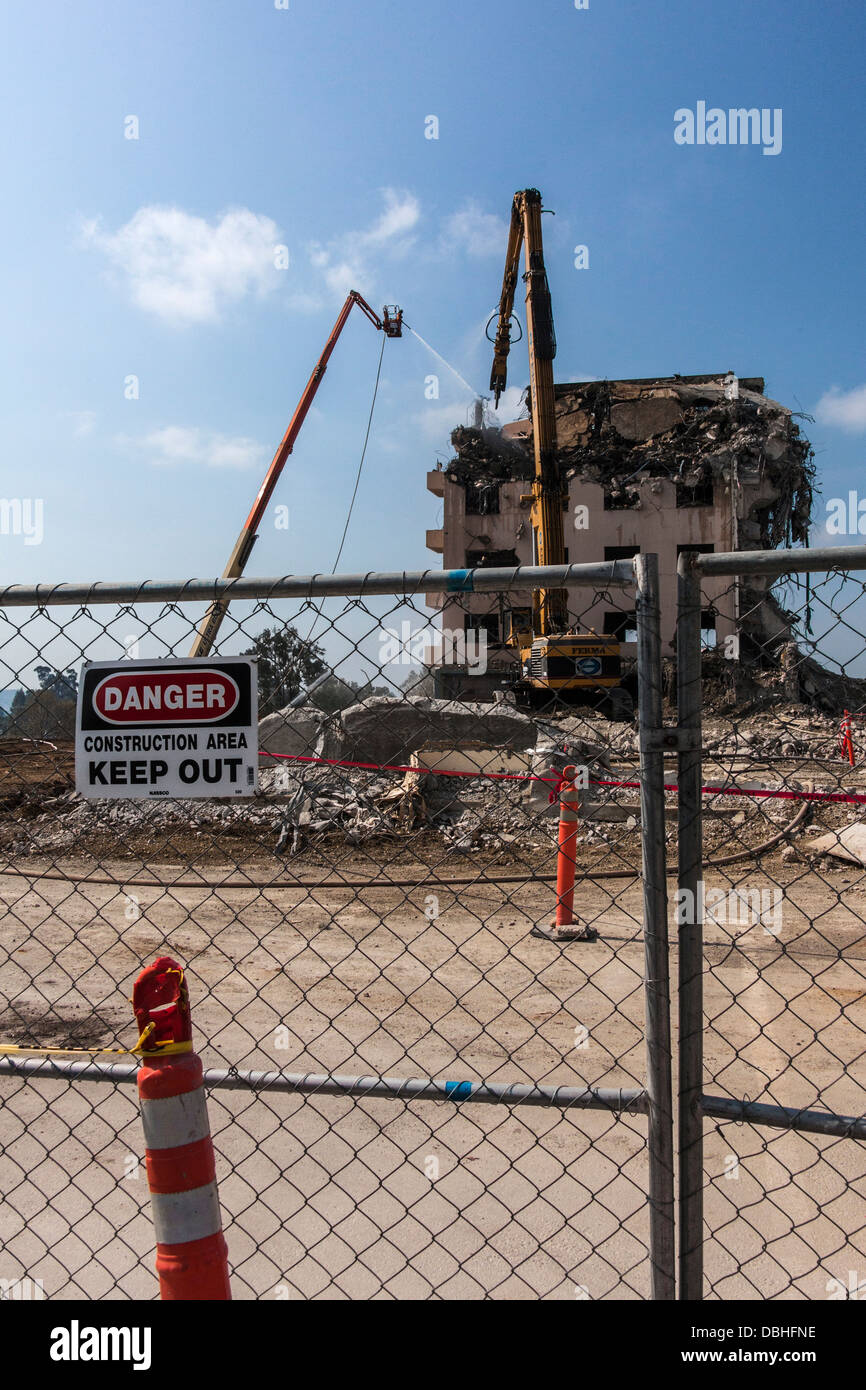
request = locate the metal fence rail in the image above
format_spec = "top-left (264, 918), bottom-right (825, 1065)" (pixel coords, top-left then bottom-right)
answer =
top-left (0, 1054), bottom-right (650, 1113)
top-left (0, 561), bottom-right (674, 1300)
top-left (10, 546), bottom-right (861, 1300)
top-left (677, 544), bottom-right (866, 1301)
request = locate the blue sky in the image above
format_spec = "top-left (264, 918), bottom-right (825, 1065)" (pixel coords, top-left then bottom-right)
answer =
top-left (1, 0), bottom-right (864, 605)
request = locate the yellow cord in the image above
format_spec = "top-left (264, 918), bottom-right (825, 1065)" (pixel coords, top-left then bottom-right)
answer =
top-left (0, 1022), bottom-right (193, 1058)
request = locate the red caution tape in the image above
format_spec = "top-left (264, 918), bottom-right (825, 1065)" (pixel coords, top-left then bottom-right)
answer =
top-left (259, 751), bottom-right (866, 805)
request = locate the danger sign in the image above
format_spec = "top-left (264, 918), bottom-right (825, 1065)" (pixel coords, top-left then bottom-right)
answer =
top-left (75, 658), bottom-right (258, 800)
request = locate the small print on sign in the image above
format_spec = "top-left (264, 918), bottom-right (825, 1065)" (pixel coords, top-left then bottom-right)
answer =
top-left (75, 658), bottom-right (258, 800)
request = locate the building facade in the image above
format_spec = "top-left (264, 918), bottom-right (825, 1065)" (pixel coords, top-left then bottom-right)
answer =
top-left (425, 373), bottom-right (814, 677)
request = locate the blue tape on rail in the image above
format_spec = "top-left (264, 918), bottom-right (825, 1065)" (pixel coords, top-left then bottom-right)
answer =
top-left (445, 1081), bottom-right (474, 1099)
top-left (445, 569), bottom-right (474, 593)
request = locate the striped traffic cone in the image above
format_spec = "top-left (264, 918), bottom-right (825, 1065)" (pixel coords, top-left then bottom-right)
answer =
top-left (532, 765), bottom-right (598, 943)
top-left (132, 957), bottom-right (231, 1300)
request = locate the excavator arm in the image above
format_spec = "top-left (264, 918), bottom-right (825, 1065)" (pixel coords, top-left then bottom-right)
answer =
top-left (489, 189), bottom-right (565, 636)
top-left (189, 292), bottom-right (402, 659)
top-left (489, 198), bottom-right (525, 407)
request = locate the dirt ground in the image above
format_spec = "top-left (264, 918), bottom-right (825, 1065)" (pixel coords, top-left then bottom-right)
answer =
top-left (1, 846), bottom-right (865, 1300)
top-left (1, 734), bottom-right (865, 1300)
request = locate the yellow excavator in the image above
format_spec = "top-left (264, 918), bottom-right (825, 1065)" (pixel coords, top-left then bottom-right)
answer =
top-left (490, 188), bottom-right (627, 715)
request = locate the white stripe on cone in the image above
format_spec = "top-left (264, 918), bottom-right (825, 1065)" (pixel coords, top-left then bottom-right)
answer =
top-left (141, 1089), bottom-right (211, 1150)
top-left (150, 1182), bottom-right (223, 1245)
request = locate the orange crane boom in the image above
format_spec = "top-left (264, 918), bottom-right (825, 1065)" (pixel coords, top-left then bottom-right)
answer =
top-left (189, 292), bottom-right (403, 658)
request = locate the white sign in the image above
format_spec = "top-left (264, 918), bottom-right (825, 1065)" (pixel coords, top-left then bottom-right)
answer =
top-left (75, 657), bottom-right (258, 800)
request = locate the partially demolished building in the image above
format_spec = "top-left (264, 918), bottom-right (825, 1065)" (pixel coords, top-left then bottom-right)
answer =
top-left (426, 373), bottom-right (814, 669)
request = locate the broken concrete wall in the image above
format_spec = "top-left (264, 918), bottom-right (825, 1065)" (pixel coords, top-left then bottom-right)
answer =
top-left (258, 707), bottom-right (328, 764)
top-left (258, 695), bottom-right (541, 778)
top-left (336, 695), bottom-right (538, 766)
top-left (444, 375), bottom-right (813, 552)
top-left (428, 372), bottom-right (816, 663)
top-left (551, 375), bottom-right (813, 550)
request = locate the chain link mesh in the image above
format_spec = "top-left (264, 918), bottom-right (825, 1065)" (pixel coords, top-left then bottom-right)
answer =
top-left (684, 561), bottom-right (866, 1301)
top-left (0, 574), bottom-right (662, 1300)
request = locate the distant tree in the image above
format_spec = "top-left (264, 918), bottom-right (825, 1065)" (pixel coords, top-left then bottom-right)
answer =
top-left (34, 666), bottom-right (78, 700)
top-left (400, 665), bottom-right (437, 699)
top-left (308, 674), bottom-right (393, 715)
top-left (242, 626), bottom-right (326, 716)
top-left (4, 667), bottom-right (80, 740)
top-left (0, 691), bottom-right (22, 736)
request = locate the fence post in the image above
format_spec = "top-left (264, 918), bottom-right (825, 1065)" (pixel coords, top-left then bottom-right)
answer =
top-left (634, 553), bottom-right (676, 1300)
top-left (676, 552), bottom-right (704, 1300)
top-left (132, 957), bottom-right (232, 1301)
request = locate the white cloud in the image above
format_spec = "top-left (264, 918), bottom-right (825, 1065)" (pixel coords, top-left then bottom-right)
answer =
top-left (83, 206), bottom-right (285, 324)
top-left (323, 258), bottom-right (367, 299)
top-left (441, 202), bottom-right (509, 258)
top-left (413, 401), bottom-right (476, 442)
top-left (122, 426), bottom-right (268, 471)
top-left (816, 385), bottom-right (866, 432)
top-left (362, 188), bottom-right (420, 245)
top-left (307, 188), bottom-right (420, 301)
top-left (413, 386), bottom-right (527, 443)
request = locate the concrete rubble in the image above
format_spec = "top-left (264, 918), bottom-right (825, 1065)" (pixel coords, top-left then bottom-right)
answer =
top-left (448, 375), bottom-right (814, 552)
top-left (6, 696), bottom-right (866, 863)
top-left (263, 696), bottom-right (617, 856)
top-left (805, 824), bottom-right (866, 867)
top-left (5, 788), bottom-right (287, 856)
top-left (259, 694), bottom-right (540, 768)
top-left (2, 697), bottom-right (623, 858)
top-left (434, 373), bottom-right (820, 667)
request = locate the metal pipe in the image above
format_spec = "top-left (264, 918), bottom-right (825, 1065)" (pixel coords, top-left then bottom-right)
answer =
top-left (285, 671), bottom-right (331, 710)
top-left (676, 551), bottom-right (705, 1300)
top-left (0, 1055), bottom-right (648, 1113)
top-left (701, 1095), bottom-right (866, 1141)
top-left (634, 553), bottom-right (676, 1300)
top-left (0, 561), bottom-right (635, 610)
top-left (694, 544), bottom-right (866, 578)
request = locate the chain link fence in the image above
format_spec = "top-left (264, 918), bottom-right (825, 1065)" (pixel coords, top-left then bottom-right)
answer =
top-left (10, 547), bottom-right (862, 1302)
top-left (0, 561), bottom-right (675, 1300)
top-left (677, 545), bottom-right (866, 1301)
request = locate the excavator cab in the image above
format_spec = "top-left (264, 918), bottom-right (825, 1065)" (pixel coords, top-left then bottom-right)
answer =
top-left (382, 305), bottom-right (403, 338)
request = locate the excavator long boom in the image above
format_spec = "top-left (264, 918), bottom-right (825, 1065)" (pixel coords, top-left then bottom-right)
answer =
top-left (189, 292), bottom-right (402, 659)
top-left (489, 189), bottom-right (565, 636)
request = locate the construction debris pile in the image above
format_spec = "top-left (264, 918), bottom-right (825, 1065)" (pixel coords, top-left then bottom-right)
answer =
top-left (554, 376), bottom-right (814, 546)
top-left (259, 695), bottom-right (614, 856)
top-left (2, 699), bottom-right (616, 859)
top-left (7, 694), bottom-right (864, 865)
top-left (694, 648), bottom-right (866, 716)
top-left (446, 374), bottom-right (815, 551)
top-left (701, 703), bottom-right (848, 762)
top-left (3, 788), bottom-right (286, 857)
top-left (445, 423), bottom-right (533, 491)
